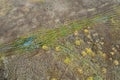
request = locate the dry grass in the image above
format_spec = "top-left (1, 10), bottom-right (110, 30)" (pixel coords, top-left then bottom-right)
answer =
top-left (0, 5), bottom-right (120, 80)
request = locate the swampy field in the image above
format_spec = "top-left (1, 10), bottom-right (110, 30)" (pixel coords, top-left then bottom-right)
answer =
top-left (0, 0), bottom-right (120, 80)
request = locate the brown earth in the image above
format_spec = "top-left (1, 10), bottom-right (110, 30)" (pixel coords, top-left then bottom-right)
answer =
top-left (0, 0), bottom-right (119, 44)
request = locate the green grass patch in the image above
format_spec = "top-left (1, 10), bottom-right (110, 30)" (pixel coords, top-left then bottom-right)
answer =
top-left (0, 5), bottom-right (120, 56)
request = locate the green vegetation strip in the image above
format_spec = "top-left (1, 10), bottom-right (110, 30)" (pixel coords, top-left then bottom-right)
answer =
top-left (0, 5), bottom-right (120, 56)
